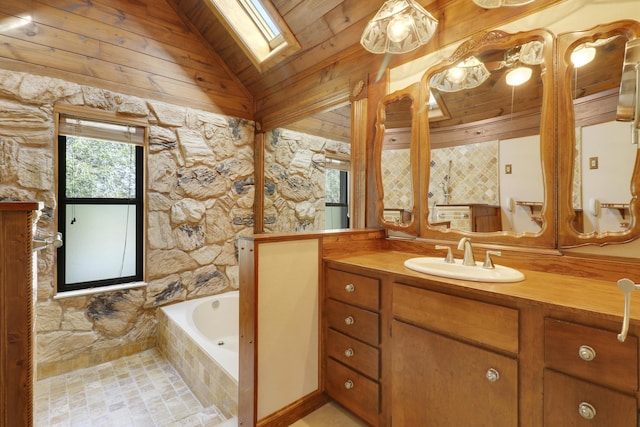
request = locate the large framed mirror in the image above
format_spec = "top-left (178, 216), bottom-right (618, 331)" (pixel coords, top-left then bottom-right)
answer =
top-left (418, 29), bottom-right (556, 248)
top-left (374, 83), bottom-right (420, 235)
top-left (558, 20), bottom-right (640, 247)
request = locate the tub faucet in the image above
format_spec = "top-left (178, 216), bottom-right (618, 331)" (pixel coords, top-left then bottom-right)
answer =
top-left (457, 237), bottom-right (476, 266)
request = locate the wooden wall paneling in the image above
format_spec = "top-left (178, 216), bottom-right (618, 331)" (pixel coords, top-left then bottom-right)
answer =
top-left (0, 0), bottom-right (252, 118)
top-left (351, 98), bottom-right (367, 229)
top-left (254, 132), bottom-right (265, 233)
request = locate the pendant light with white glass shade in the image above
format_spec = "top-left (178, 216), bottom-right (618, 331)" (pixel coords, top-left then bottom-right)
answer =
top-left (361, 0), bottom-right (438, 54)
top-left (472, 0), bottom-right (534, 8)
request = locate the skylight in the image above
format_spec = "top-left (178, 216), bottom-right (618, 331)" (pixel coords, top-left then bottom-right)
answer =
top-left (207, 0), bottom-right (300, 71)
top-left (239, 0), bottom-right (281, 44)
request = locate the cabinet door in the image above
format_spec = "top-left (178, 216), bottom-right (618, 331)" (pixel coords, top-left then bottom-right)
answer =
top-left (544, 370), bottom-right (637, 426)
top-left (392, 320), bottom-right (517, 427)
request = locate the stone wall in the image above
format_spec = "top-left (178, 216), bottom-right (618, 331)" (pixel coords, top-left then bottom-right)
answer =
top-left (263, 128), bottom-right (350, 232)
top-left (0, 70), bottom-right (255, 378)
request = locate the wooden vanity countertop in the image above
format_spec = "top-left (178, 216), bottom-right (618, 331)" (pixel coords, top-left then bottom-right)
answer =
top-left (324, 249), bottom-right (640, 325)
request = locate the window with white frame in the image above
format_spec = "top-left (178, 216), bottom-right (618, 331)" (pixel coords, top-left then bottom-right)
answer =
top-left (56, 113), bottom-right (146, 293)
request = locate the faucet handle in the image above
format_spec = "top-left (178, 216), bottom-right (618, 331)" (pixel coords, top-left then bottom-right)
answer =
top-left (483, 250), bottom-right (502, 269)
top-left (435, 245), bottom-right (455, 263)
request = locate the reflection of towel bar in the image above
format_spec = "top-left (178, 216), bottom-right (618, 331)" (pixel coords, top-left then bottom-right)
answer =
top-left (437, 212), bottom-right (469, 220)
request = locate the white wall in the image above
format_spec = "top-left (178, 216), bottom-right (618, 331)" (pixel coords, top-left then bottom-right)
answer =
top-left (499, 135), bottom-right (543, 233)
top-left (580, 121), bottom-right (636, 233)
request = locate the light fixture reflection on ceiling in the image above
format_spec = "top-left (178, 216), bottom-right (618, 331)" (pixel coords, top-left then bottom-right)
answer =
top-left (430, 56), bottom-right (491, 92)
top-left (472, 0), bottom-right (534, 8)
top-left (505, 66), bottom-right (532, 86)
top-left (571, 46), bottom-right (597, 68)
top-left (570, 36), bottom-right (620, 68)
top-left (360, 0), bottom-right (438, 54)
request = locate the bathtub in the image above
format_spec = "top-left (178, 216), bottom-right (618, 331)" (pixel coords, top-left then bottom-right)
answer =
top-left (158, 291), bottom-right (239, 418)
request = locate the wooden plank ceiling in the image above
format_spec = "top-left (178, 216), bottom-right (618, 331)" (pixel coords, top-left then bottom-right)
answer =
top-left (172, 0), bottom-right (565, 135)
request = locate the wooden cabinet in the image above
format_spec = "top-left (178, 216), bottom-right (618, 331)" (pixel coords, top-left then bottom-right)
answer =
top-left (544, 370), bottom-right (636, 426)
top-left (470, 204), bottom-right (502, 232)
top-left (543, 318), bottom-right (638, 425)
top-left (391, 284), bottom-right (518, 427)
top-left (324, 268), bottom-right (380, 426)
top-left (0, 202), bottom-right (40, 427)
top-left (392, 320), bottom-right (517, 426)
top-left (322, 256), bottom-right (640, 427)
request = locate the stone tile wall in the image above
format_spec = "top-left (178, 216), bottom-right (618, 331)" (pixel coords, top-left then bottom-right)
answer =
top-left (0, 69), bottom-right (255, 378)
top-left (263, 128), bottom-right (350, 232)
top-left (429, 141), bottom-right (499, 205)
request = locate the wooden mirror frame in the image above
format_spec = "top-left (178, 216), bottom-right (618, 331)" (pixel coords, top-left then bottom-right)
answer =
top-left (416, 29), bottom-right (557, 248)
top-left (374, 83), bottom-right (421, 235)
top-left (557, 20), bottom-right (640, 248)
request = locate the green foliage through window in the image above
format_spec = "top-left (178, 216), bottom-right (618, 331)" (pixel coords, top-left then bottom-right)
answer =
top-left (65, 136), bottom-right (137, 199)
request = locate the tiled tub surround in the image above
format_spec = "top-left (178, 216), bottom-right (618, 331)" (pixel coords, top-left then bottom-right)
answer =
top-left (157, 292), bottom-right (238, 419)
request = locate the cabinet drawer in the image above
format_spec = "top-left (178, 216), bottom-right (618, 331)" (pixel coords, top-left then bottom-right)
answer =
top-left (326, 299), bottom-right (379, 346)
top-left (327, 328), bottom-right (379, 380)
top-left (392, 283), bottom-right (519, 354)
top-left (544, 318), bottom-right (638, 391)
top-left (326, 358), bottom-right (379, 426)
top-left (544, 369), bottom-right (637, 426)
top-left (326, 268), bottom-right (379, 311)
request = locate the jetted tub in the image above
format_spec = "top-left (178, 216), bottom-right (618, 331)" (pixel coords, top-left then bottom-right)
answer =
top-left (158, 291), bottom-right (239, 418)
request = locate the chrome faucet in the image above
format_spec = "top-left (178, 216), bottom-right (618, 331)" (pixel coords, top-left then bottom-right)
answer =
top-left (457, 237), bottom-right (476, 266)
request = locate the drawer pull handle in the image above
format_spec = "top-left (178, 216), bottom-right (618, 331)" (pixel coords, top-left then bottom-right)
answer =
top-left (344, 348), bottom-right (354, 358)
top-left (344, 316), bottom-right (355, 325)
top-left (578, 402), bottom-right (596, 420)
top-left (578, 345), bottom-right (596, 361)
top-left (344, 379), bottom-right (354, 390)
top-left (485, 368), bottom-right (500, 382)
top-left (345, 283), bottom-right (355, 293)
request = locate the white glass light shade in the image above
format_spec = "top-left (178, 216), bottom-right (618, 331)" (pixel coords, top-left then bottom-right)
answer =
top-left (571, 46), bottom-right (597, 68)
top-left (505, 66), bottom-right (532, 86)
top-left (430, 56), bottom-right (491, 92)
top-left (361, 0), bottom-right (438, 54)
top-left (472, 0), bottom-right (534, 8)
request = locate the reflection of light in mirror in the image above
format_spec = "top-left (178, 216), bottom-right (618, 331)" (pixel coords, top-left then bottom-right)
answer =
top-left (0, 15), bottom-right (32, 32)
top-left (571, 46), bottom-right (596, 68)
top-left (506, 66), bottom-right (532, 86)
top-left (430, 56), bottom-right (490, 92)
top-left (447, 66), bottom-right (466, 83)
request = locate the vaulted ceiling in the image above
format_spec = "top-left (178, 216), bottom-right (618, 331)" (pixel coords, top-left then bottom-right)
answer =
top-left (172, 0), bottom-right (564, 131)
top-left (173, 0), bottom-right (384, 100)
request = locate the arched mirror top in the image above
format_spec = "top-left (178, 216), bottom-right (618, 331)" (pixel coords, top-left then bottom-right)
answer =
top-left (558, 20), bottom-right (640, 247)
top-left (375, 83), bottom-right (420, 235)
top-left (418, 29), bottom-right (556, 248)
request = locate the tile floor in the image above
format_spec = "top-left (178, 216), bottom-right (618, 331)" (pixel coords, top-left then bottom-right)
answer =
top-left (35, 348), bottom-right (227, 426)
top-left (35, 348), bottom-right (366, 427)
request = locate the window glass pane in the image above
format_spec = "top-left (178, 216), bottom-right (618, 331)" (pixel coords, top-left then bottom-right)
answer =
top-left (325, 206), bottom-right (349, 229)
top-left (64, 204), bottom-right (137, 284)
top-left (66, 136), bottom-right (137, 199)
top-left (325, 169), bottom-right (342, 204)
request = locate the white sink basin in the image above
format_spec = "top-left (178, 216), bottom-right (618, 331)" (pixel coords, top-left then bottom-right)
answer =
top-left (404, 257), bottom-right (525, 283)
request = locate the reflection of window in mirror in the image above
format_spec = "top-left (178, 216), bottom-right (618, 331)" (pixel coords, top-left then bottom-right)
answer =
top-left (262, 104), bottom-right (352, 233)
top-left (325, 158), bottom-right (350, 230)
